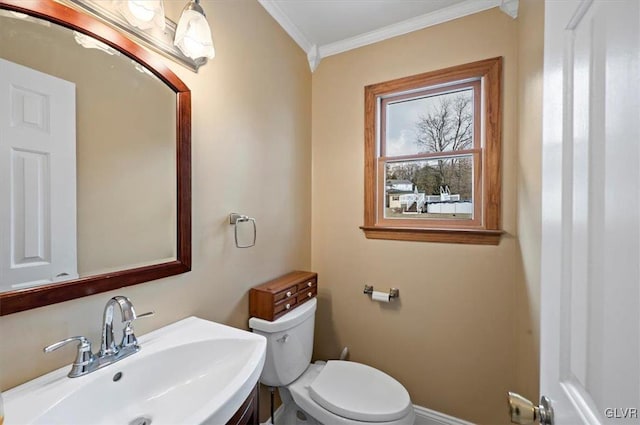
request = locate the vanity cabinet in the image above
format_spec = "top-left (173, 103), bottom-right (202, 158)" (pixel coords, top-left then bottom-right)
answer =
top-left (227, 384), bottom-right (259, 425)
top-left (249, 271), bottom-right (318, 321)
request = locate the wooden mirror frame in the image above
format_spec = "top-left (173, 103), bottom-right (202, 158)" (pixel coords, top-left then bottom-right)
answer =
top-left (0, 0), bottom-right (191, 315)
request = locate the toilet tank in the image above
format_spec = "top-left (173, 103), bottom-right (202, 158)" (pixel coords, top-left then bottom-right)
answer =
top-left (249, 298), bottom-right (316, 386)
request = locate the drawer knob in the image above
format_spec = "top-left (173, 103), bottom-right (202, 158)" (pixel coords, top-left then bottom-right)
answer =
top-left (307, 292), bottom-right (312, 298)
top-left (286, 291), bottom-right (292, 297)
top-left (307, 281), bottom-right (313, 287)
top-left (285, 303), bottom-right (291, 310)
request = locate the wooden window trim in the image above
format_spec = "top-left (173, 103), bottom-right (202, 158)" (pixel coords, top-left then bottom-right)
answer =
top-left (361, 57), bottom-right (503, 245)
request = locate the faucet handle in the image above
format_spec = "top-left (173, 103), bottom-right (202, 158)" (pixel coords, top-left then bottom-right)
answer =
top-left (134, 311), bottom-right (155, 320)
top-left (44, 336), bottom-right (95, 377)
top-left (121, 311), bottom-right (154, 348)
top-left (44, 335), bottom-right (92, 354)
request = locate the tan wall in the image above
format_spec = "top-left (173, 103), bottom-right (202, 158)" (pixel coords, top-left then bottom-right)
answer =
top-left (0, 0), bottom-right (311, 399)
top-left (311, 6), bottom-right (542, 424)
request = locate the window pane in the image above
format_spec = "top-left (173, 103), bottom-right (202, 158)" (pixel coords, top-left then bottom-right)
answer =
top-left (385, 88), bottom-right (474, 157)
top-left (384, 157), bottom-right (473, 220)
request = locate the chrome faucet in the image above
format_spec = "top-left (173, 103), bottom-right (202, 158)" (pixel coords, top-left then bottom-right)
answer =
top-left (100, 296), bottom-right (137, 357)
top-left (44, 296), bottom-right (153, 378)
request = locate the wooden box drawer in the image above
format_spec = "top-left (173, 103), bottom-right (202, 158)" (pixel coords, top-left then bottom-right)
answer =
top-left (249, 271), bottom-right (318, 321)
top-left (274, 285), bottom-right (297, 303)
top-left (296, 286), bottom-right (317, 305)
top-left (274, 297), bottom-right (297, 315)
top-left (297, 277), bottom-right (317, 292)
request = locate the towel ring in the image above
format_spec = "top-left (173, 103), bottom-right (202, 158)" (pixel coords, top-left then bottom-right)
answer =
top-left (229, 213), bottom-right (256, 248)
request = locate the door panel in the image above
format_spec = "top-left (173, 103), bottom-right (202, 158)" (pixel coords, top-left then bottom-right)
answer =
top-left (0, 58), bottom-right (77, 291)
top-left (542, 0), bottom-right (640, 423)
top-left (11, 149), bottom-right (50, 266)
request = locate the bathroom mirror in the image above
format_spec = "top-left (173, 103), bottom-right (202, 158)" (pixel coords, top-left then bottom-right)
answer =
top-left (0, 0), bottom-right (191, 315)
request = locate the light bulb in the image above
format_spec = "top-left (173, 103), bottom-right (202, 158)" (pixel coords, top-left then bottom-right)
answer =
top-left (174, 6), bottom-right (215, 60)
top-left (116, 0), bottom-right (165, 31)
top-left (127, 1), bottom-right (155, 22)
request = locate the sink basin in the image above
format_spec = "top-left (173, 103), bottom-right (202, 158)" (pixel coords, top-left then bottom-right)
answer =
top-left (3, 317), bottom-right (266, 425)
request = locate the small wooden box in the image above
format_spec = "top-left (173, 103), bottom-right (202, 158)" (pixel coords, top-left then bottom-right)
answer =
top-left (249, 271), bottom-right (318, 321)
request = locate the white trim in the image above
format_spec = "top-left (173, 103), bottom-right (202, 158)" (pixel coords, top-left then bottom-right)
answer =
top-left (307, 44), bottom-right (321, 72)
top-left (499, 0), bottom-right (519, 19)
top-left (257, 0), bottom-right (313, 53)
top-left (413, 405), bottom-right (475, 425)
top-left (259, 0), bottom-right (517, 72)
top-left (259, 403), bottom-right (286, 425)
top-left (262, 404), bottom-right (473, 425)
top-left (317, 0), bottom-right (502, 59)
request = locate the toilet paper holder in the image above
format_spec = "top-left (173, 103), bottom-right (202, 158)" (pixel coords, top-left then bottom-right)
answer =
top-left (363, 285), bottom-right (399, 299)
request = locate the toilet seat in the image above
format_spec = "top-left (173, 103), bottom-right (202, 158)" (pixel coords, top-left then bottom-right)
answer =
top-left (307, 360), bottom-right (412, 422)
top-left (287, 362), bottom-right (415, 425)
top-left (309, 361), bottom-right (413, 422)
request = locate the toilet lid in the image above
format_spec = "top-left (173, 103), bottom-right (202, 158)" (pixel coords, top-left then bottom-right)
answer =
top-left (308, 361), bottom-right (412, 422)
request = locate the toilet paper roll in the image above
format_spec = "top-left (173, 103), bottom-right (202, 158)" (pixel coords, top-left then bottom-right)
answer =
top-left (371, 290), bottom-right (390, 303)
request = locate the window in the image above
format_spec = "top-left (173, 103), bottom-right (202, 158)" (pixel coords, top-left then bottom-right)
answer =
top-left (361, 57), bottom-right (503, 244)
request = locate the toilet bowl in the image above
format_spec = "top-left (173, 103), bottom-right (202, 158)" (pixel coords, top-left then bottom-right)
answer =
top-left (249, 298), bottom-right (415, 425)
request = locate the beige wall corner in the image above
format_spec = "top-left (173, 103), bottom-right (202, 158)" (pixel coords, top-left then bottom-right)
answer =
top-left (311, 6), bottom-right (542, 424)
top-left (0, 0), bottom-right (311, 397)
top-left (515, 0), bottom-right (544, 404)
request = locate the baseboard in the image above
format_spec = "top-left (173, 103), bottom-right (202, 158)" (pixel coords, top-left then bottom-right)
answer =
top-left (260, 404), bottom-right (286, 425)
top-left (413, 405), bottom-right (475, 425)
top-left (263, 404), bottom-right (473, 425)
top-left (273, 404), bottom-right (286, 424)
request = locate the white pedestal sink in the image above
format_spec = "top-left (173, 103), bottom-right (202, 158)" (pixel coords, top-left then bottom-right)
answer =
top-left (3, 317), bottom-right (266, 425)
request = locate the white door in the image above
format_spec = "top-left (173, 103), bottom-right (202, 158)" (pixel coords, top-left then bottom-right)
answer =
top-left (530, 0), bottom-right (640, 424)
top-left (0, 58), bottom-right (78, 291)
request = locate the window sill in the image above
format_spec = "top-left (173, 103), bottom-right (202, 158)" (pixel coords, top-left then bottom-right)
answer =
top-left (360, 226), bottom-right (503, 245)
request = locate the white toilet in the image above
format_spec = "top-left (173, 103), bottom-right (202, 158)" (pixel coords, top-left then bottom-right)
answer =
top-left (249, 298), bottom-right (415, 425)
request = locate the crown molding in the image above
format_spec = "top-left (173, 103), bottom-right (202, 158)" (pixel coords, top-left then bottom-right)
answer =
top-left (307, 44), bottom-right (321, 72)
top-left (259, 0), bottom-right (518, 72)
top-left (499, 0), bottom-right (519, 18)
top-left (257, 0), bottom-right (313, 53)
top-left (318, 0), bottom-right (502, 60)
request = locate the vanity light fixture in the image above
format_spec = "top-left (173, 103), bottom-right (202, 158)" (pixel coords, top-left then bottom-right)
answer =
top-left (115, 0), bottom-right (166, 31)
top-left (58, 0), bottom-right (207, 71)
top-left (174, 0), bottom-right (215, 60)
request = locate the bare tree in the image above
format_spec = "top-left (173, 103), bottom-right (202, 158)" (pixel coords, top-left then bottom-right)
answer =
top-left (414, 94), bottom-right (473, 153)
top-left (413, 93), bottom-right (473, 196)
top-left (387, 162), bottom-right (420, 181)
